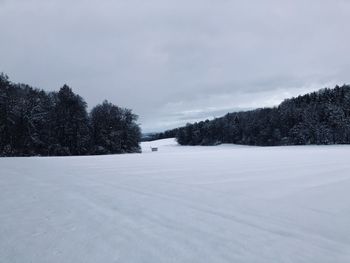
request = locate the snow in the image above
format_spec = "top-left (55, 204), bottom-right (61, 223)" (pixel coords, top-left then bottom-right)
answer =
top-left (1, 138), bottom-right (350, 262)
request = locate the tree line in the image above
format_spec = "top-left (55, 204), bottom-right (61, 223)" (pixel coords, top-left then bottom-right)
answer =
top-left (153, 85), bottom-right (350, 146)
top-left (0, 73), bottom-right (141, 156)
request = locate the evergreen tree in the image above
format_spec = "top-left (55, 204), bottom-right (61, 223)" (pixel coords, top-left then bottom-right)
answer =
top-left (51, 85), bottom-right (90, 155)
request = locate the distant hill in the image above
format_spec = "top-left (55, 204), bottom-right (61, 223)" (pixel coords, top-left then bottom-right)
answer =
top-left (141, 133), bottom-right (158, 142)
top-left (152, 85), bottom-right (350, 146)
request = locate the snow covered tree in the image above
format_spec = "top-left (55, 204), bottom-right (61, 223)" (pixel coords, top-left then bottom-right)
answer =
top-left (90, 100), bottom-right (141, 154)
top-left (50, 85), bottom-right (90, 155)
top-left (0, 74), bottom-right (142, 156)
top-left (167, 85), bottom-right (350, 146)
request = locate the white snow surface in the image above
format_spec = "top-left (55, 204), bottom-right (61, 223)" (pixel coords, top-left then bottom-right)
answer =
top-left (1, 138), bottom-right (350, 262)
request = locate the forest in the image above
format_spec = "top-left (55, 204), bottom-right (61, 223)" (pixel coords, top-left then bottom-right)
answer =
top-left (153, 85), bottom-right (350, 146)
top-left (0, 73), bottom-right (141, 156)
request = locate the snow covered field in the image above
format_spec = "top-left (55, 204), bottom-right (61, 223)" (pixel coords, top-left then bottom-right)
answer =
top-left (1, 139), bottom-right (350, 262)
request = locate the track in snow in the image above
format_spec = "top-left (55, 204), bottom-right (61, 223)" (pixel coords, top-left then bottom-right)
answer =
top-left (1, 139), bottom-right (350, 262)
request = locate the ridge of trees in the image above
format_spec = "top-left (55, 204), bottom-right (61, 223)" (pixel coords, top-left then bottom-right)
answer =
top-left (153, 85), bottom-right (350, 146)
top-left (0, 73), bottom-right (141, 156)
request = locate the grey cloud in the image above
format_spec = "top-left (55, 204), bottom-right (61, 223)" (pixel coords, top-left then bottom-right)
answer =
top-left (0, 0), bottom-right (349, 132)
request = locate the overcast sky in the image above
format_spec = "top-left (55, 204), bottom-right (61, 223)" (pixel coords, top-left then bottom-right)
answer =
top-left (1, 0), bottom-right (349, 132)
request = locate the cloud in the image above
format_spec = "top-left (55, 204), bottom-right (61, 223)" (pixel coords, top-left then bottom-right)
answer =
top-left (0, 0), bottom-right (349, 132)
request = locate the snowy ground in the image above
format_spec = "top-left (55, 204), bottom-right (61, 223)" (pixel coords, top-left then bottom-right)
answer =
top-left (1, 139), bottom-right (350, 262)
